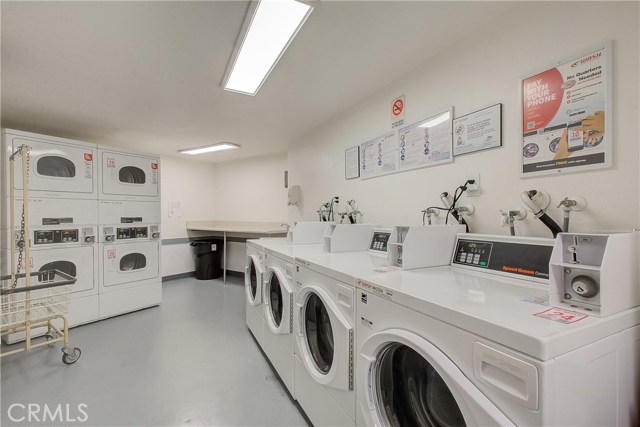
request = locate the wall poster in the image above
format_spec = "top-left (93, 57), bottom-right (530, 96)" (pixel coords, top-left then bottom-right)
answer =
top-left (345, 146), bottom-right (360, 180)
top-left (360, 131), bottom-right (397, 180)
top-left (521, 43), bottom-right (611, 177)
top-left (398, 108), bottom-right (453, 172)
top-left (453, 103), bottom-right (502, 156)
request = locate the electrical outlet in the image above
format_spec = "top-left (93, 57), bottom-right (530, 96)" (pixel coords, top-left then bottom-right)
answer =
top-left (466, 174), bottom-right (480, 196)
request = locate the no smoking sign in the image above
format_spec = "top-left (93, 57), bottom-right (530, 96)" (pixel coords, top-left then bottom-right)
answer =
top-left (391, 95), bottom-right (405, 128)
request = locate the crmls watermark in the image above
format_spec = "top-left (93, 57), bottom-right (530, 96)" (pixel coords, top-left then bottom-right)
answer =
top-left (7, 403), bottom-right (88, 423)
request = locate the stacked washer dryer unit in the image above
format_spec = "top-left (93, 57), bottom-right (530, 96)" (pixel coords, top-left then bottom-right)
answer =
top-left (1, 129), bottom-right (100, 343)
top-left (355, 234), bottom-right (640, 427)
top-left (97, 146), bottom-right (161, 319)
top-left (292, 225), bottom-right (464, 427)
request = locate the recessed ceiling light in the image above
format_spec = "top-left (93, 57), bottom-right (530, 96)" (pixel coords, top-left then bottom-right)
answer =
top-left (222, 0), bottom-right (314, 96)
top-left (178, 143), bottom-right (240, 155)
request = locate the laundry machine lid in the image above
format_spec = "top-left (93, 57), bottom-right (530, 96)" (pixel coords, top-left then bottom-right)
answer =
top-left (264, 266), bottom-right (292, 334)
top-left (359, 329), bottom-right (514, 427)
top-left (245, 255), bottom-right (262, 305)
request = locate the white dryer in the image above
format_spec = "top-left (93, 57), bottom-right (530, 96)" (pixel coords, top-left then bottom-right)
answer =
top-left (1, 129), bottom-right (97, 200)
top-left (98, 146), bottom-right (160, 201)
top-left (245, 239), bottom-right (271, 347)
top-left (355, 234), bottom-right (640, 427)
top-left (259, 239), bottom-right (328, 399)
top-left (98, 200), bottom-right (161, 319)
top-left (1, 198), bottom-right (99, 343)
top-left (293, 229), bottom-right (393, 427)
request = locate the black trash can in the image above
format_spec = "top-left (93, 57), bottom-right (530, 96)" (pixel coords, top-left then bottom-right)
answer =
top-left (190, 240), bottom-right (223, 280)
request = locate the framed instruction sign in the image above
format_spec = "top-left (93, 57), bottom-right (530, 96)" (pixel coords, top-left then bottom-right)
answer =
top-left (398, 108), bottom-right (453, 172)
top-left (520, 43), bottom-right (612, 177)
top-left (453, 103), bottom-right (502, 156)
top-left (345, 146), bottom-right (360, 180)
top-left (360, 131), bottom-right (397, 180)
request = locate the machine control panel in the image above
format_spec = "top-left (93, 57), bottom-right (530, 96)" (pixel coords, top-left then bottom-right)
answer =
top-left (121, 217), bottom-right (143, 223)
top-left (369, 230), bottom-right (391, 253)
top-left (34, 229), bottom-right (78, 244)
top-left (117, 226), bottom-right (148, 240)
top-left (454, 240), bottom-right (492, 267)
top-left (453, 238), bottom-right (553, 279)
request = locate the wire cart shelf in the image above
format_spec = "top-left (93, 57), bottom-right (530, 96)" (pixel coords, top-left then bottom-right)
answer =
top-left (1, 270), bottom-right (81, 364)
top-left (1, 144), bottom-right (81, 364)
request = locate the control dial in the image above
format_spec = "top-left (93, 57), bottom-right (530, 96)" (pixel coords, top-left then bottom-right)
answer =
top-left (571, 275), bottom-right (599, 298)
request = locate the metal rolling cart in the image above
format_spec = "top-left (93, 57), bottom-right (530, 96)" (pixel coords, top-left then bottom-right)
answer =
top-left (0, 145), bottom-right (81, 364)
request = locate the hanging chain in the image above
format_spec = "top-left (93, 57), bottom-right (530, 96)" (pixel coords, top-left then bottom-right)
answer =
top-left (12, 145), bottom-right (31, 290)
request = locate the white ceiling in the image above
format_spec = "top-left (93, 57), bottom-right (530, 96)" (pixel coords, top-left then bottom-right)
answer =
top-left (1, 1), bottom-right (514, 163)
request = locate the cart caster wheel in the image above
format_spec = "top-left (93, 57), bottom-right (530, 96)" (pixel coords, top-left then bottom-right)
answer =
top-left (62, 347), bottom-right (81, 365)
top-left (45, 332), bottom-right (57, 347)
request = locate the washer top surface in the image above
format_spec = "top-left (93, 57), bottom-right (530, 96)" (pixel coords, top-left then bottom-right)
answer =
top-left (296, 251), bottom-right (394, 285)
top-left (356, 265), bottom-right (640, 361)
top-left (259, 237), bottom-right (325, 263)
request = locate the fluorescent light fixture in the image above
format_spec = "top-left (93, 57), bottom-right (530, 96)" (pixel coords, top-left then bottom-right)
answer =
top-left (419, 111), bottom-right (451, 128)
top-left (222, 0), bottom-right (313, 96)
top-left (179, 143), bottom-right (240, 155)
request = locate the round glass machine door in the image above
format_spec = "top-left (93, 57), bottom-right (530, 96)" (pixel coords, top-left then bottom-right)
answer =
top-left (248, 259), bottom-right (258, 300)
top-left (268, 272), bottom-right (283, 327)
top-left (375, 343), bottom-right (466, 427)
top-left (304, 293), bottom-right (334, 374)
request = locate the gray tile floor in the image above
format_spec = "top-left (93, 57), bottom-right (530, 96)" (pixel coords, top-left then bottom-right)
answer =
top-left (1, 276), bottom-right (310, 427)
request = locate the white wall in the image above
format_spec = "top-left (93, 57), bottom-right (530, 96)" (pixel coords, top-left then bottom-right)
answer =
top-left (288, 2), bottom-right (640, 237)
top-left (212, 152), bottom-right (288, 273)
top-left (160, 155), bottom-right (216, 276)
top-left (213, 152), bottom-right (288, 222)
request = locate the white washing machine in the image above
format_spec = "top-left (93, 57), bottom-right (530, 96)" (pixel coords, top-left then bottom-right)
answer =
top-left (293, 229), bottom-right (394, 427)
top-left (1, 129), bottom-right (97, 200)
top-left (245, 239), bottom-right (272, 347)
top-left (98, 146), bottom-right (160, 201)
top-left (355, 234), bottom-right (640, 427)
top-left (1, 198), bottom-right (99, 343)
top-left (259, 239), bottom-right (328, 399)
top-left (98, 200), bottom-right (161, 319)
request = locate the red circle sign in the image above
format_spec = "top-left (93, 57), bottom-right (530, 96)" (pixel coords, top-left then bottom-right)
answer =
top-left (392, 99), bottom-right (404, 117)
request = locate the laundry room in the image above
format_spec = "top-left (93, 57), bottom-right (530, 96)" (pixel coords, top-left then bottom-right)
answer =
top-left (1, 1), bottom-right (639, 427)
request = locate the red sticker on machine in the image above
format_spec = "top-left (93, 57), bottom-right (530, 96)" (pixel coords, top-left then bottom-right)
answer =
top-left (84, 153), bottom-right (93, 161)
top-left (534, 307), bottom-right (588, 324)
top-left (151, 163), bottom-right (158, 170)
top-left (107, 249), bottom-right (117, 260)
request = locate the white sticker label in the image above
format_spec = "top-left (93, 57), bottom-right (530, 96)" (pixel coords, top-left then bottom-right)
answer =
top-left (534, 307), bottom-right (588, 324)
top-left (524, 295), bottom-right (550, 306)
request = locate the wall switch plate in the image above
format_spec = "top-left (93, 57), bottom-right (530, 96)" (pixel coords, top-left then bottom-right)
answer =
top-left (466, 174), bottom-right (480, 196)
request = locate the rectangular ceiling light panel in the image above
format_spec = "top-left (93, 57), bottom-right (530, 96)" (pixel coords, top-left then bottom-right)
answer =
top-left (179, 143), bottom-right (240, 155)
top-left (223, 0), bottom-right (313, 96)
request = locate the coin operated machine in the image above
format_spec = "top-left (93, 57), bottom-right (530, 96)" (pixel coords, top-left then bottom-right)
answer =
top-left (549, 231), bottom-right (639, 317)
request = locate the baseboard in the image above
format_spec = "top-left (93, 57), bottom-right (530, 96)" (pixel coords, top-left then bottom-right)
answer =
top-left (162, 270), bottom-right (244, 282)
top-left (162, 271), bottom-right (195, 282)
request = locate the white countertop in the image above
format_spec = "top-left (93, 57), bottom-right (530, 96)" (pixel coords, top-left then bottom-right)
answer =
top-left (187, 221), bottom-right (287, 235)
